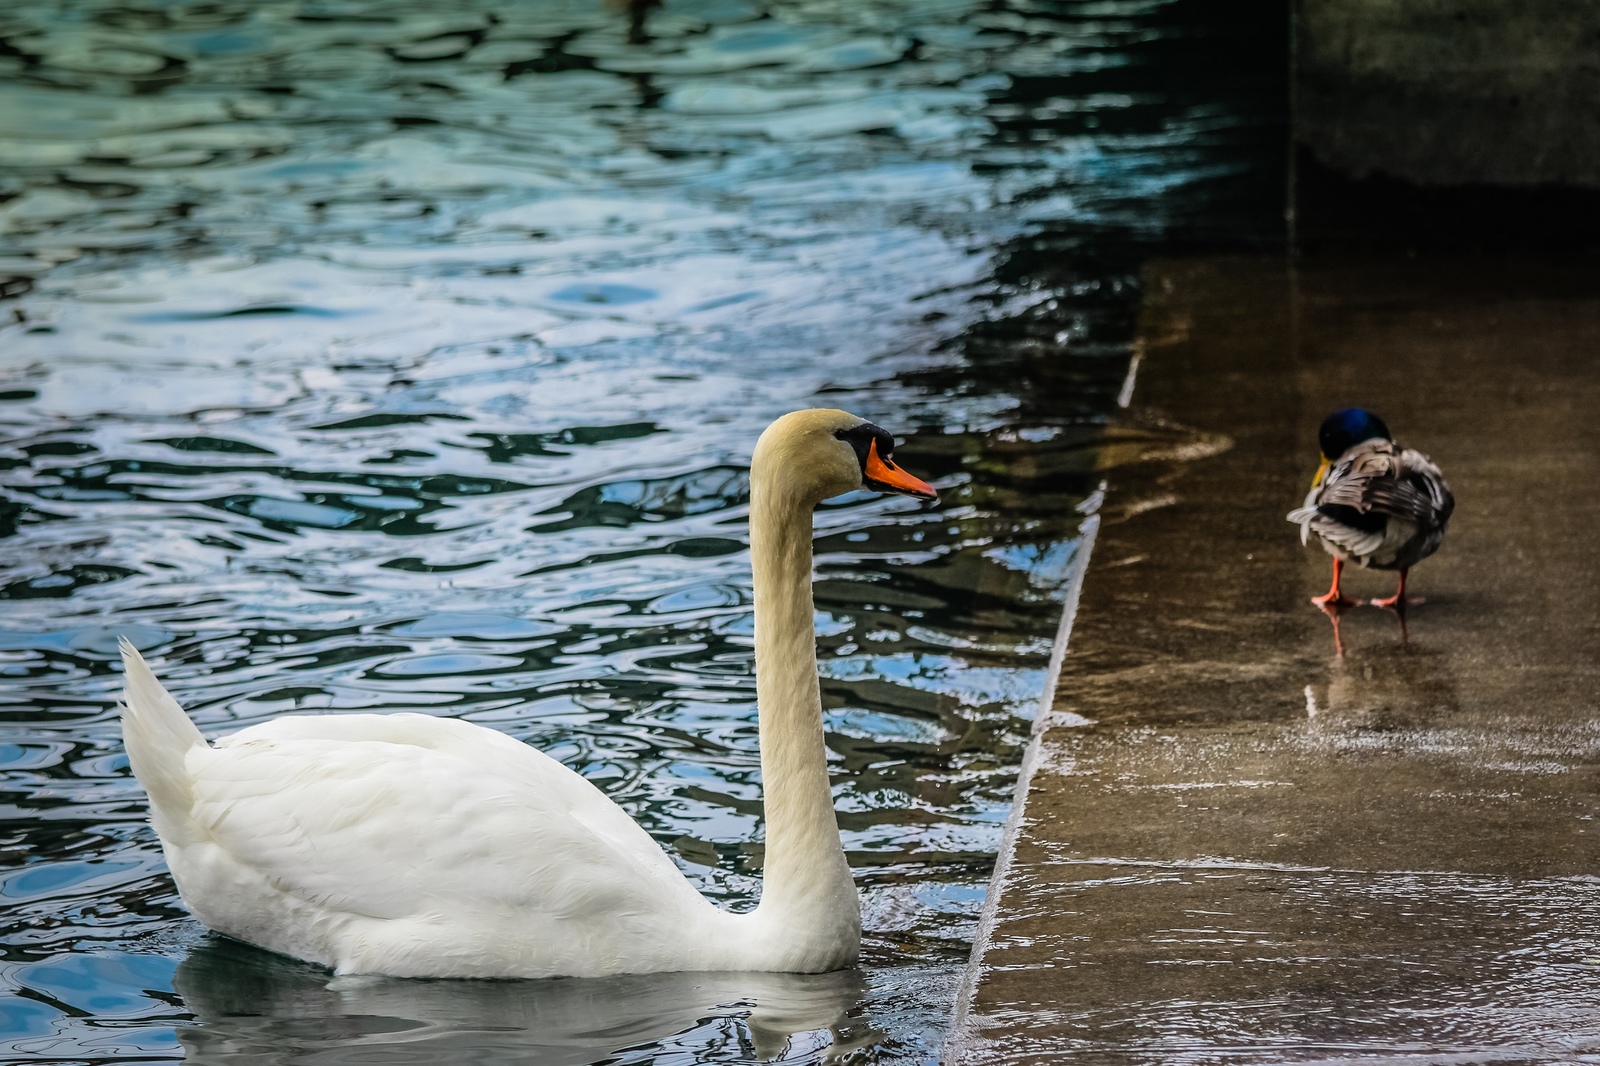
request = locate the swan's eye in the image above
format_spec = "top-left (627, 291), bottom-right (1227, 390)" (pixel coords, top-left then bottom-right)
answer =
top-left (837, 423), bottom-right (937, 502)
top-left (833, 423), bottom-right (887, 473)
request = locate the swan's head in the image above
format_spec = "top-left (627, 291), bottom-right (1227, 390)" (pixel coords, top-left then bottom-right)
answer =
top-left (752, 409), bottom-right (937, 506)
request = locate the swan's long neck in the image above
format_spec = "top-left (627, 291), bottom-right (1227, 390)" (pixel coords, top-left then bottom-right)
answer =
top-left (748, 474), bottom-right (860, 952)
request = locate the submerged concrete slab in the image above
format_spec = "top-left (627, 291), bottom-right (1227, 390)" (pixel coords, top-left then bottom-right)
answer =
top-left (948, 257), bottom-right (1600, 1063)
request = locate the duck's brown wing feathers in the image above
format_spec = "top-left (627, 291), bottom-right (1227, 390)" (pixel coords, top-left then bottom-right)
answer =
top-left (1289, 440), bottom-right (1453, 568)
top-left (1318, 442), bottom-right (1450, 526)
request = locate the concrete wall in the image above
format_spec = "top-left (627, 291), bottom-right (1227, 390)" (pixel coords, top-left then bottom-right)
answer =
top-left (1296, 0), bottom-right (1600, 186)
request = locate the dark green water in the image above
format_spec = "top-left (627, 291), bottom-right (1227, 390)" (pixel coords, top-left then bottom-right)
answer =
top-left (0, 0), bottom-right (1282, 1061)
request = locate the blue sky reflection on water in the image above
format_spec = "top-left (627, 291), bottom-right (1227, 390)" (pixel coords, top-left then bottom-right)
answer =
top-left (0, 0), bottom-right (1282, 1061)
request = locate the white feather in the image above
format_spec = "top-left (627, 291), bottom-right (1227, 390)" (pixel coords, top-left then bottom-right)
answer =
top-left (1287, 502), bottom-right (1316, 546)
top-left (1306, 514), bottom-right (1389, 562)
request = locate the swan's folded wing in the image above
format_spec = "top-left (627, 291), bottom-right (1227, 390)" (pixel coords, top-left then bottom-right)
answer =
top-left (188, 724), bottom-right (688, 924)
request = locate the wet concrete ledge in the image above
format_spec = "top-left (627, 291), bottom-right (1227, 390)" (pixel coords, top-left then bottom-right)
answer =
top-left (947, 255), bottom-right (1600, 1062)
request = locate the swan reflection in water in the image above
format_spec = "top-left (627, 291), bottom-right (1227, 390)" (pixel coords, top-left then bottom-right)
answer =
top-left (173, 937), bottom-right (879, 1065)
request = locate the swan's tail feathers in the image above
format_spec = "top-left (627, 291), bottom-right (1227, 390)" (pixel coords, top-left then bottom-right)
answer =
top-left (119, 639), bottom-right (207, 843)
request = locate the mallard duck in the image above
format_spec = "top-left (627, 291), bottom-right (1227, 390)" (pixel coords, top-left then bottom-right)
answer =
top-left (1287, 408), bottom-right (1453, 609)
top-left (119, 409), bottom-right (938, 979)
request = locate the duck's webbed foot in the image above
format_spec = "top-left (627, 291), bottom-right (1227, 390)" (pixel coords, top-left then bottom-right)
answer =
top-left (1310, 558), bottom-right (1359, 609)
top-left (1371, 569), bottom-right (1421, 610)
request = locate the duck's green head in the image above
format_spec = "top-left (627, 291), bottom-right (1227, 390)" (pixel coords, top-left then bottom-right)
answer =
top-left (1313, 408), bottom-right (1391, 485)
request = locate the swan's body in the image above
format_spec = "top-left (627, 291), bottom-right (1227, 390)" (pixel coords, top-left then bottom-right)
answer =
top-left (120, 410), bottom-right (936, 978)
top-left (121, 696), bottom-right (764, 977)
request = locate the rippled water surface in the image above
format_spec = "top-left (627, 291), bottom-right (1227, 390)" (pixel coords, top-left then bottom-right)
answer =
top-left (0, 0), bottom-right (1280, 1061)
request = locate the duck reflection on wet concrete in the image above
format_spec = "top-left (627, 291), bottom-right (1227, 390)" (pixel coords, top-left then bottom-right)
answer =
top-left (1303, 614), bottom-right (1457, 736)
top-left (173, 937), bottom-right (875, 1066)
top-left (1313, 594), bottom-right (1416, 658)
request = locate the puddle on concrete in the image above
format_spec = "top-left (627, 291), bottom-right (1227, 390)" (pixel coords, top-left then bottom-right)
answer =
top-left (0, 0), bottom-right (1282, 1061)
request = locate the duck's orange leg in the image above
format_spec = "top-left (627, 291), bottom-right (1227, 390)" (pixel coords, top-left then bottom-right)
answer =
top-left (1311, 558), bottom-right (1359, 608)
top-left (1372, 568), bottom-right (1417, 610)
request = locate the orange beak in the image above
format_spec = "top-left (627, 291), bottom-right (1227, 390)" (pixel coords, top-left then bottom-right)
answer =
top-left (863, 438), bottom-right (938, 502)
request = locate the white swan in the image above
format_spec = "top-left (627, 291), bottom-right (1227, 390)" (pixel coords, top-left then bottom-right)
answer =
top-left (119, 409), bottom-right (937, 979)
